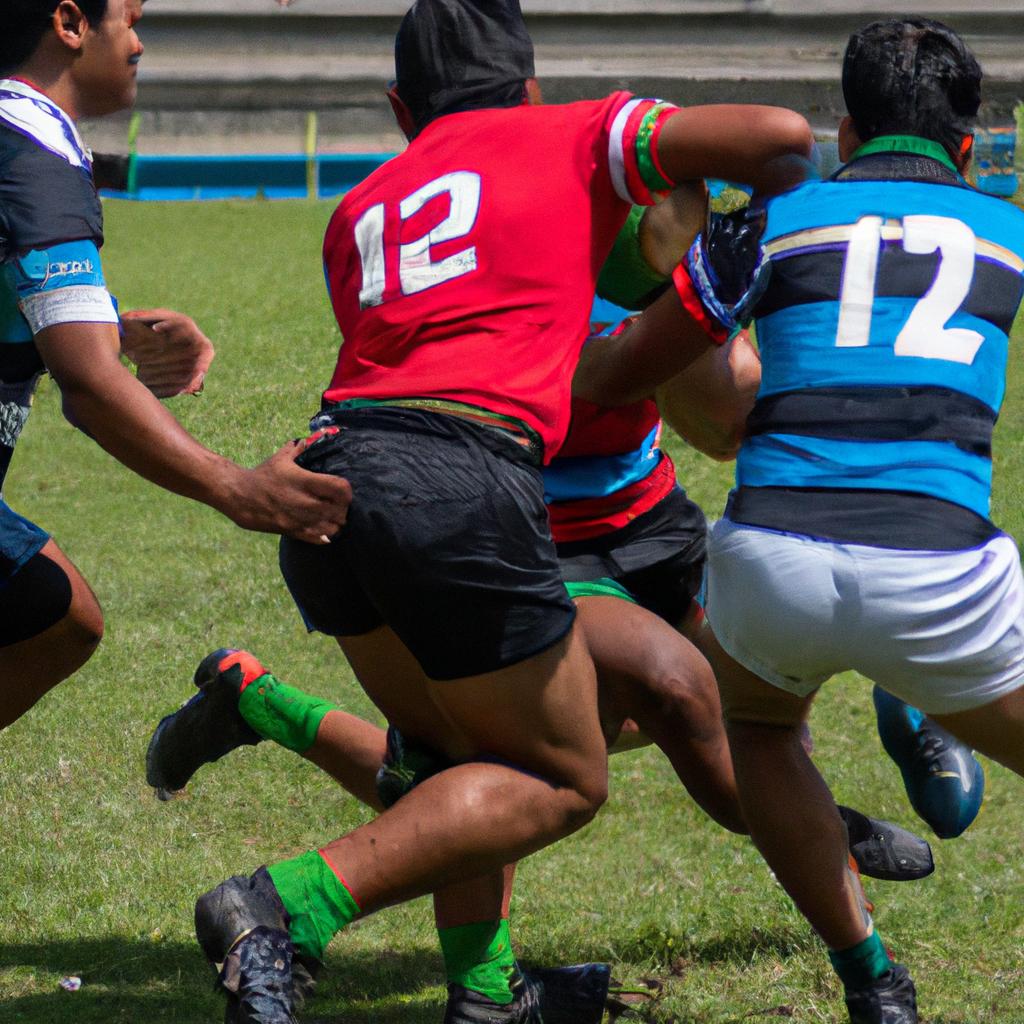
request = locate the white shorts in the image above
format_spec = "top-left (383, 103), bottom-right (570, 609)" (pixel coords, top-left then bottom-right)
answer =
top-left (706, 518), bottom-right (1024, 714)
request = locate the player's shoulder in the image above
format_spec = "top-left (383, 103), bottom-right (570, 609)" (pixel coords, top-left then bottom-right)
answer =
top-left (0, 123), bottom-right (103, 259)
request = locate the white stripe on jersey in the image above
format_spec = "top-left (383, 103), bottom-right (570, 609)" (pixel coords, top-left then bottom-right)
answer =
top-left (607, 97), bottom-right (646, 205)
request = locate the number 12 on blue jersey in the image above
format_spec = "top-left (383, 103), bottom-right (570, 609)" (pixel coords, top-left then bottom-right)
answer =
top-left (835, 214), bottom-right (984, 365)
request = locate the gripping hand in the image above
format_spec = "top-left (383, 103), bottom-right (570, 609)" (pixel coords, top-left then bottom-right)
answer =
top-left (676, 203), bottom-right (771, 341)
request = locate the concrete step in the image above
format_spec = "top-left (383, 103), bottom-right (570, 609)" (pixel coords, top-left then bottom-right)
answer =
top-left (81, 3), bottom-right (1024, 155)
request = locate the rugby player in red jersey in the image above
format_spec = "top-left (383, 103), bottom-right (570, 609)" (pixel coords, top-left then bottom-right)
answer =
top-left (143, 1), bottom-right (819, 1018)
top-left (147, 182), bottom-right (937, 1022)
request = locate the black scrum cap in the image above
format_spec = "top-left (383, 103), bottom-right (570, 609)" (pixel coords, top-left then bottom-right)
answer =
top-left (395, 0), bottom-right (535, 129)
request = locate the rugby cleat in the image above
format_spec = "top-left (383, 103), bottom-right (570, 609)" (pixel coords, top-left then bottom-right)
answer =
top-left (443, 962), bottom-right (612, 1024)
top-left (844, 964), bottom-right (918, 1024)
top-left (521, 963), bottom-right (612, 1024)
top-left (146, 648), bottom-right (267, 794)
top-left (195, 867), bottom-right (318, 1024)
top-left (443, 968), bottom-right (543, 1024)
top-left (838, 806), bottom-right (934, 882)
top-left (873, 687), bottom-right (985, 839)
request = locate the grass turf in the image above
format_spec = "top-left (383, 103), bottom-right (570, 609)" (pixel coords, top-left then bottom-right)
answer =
top-left (0, 197), bottom-right (1022, 1024)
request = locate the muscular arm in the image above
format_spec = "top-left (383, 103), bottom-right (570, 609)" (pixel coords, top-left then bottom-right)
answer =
top-left (655, 329), bottom-right (761, 461)
top-left (35, 321), bottom-right (350, 542)
top-left (656, 105), bottom-right (815, 195)
top-left (573, 284), bottom-right (714, 407)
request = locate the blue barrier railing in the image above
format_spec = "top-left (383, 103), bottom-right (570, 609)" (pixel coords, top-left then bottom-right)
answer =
top-left (102, 152), bottom-right (396, 201)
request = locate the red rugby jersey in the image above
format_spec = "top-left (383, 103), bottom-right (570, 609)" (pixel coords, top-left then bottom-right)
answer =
top-left (547, 394), bottom-right (678, 543)
top-left (321, 92), bottom-right (669, 460)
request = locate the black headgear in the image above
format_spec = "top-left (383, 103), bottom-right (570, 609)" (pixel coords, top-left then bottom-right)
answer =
top-left (395, 0), bottom-right (535, 130)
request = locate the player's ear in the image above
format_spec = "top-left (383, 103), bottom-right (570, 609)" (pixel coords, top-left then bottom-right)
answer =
top-left (52, 1), bottom-right (90, 54)
top-left (837, 116), bottom-right (861, 163)
top-left (955, 133), bottom-right (974, 175)
top-left (386, 84), bottom-right (417, 141)
top-left (523, 78), bottom-right (543, 106)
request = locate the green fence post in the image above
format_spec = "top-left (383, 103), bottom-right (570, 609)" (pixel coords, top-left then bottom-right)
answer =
top-left (306, 112), bottom-right (319, 199)
top-left (126, 111), bottom-right (141, 196)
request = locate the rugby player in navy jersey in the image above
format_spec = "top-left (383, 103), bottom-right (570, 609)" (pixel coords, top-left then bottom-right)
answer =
top-left (0, 1), bottom-right (351, 736)
top-left (585, 18), bottom-right (1024, 1023)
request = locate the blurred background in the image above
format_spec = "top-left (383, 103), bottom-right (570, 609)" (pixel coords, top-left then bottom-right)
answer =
top-left (83, 0), bottom-right (1024, 200)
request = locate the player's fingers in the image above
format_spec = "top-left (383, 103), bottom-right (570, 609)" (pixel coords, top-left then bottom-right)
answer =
top-left (284, 426), bottom-right (342, 460)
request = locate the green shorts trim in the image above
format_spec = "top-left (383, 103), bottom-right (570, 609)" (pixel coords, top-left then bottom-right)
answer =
top-left (564, 577), bottom-right (638, 604)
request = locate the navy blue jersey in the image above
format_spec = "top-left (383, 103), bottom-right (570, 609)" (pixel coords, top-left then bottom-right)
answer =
top-left (0, 80), bottom-right (116, 490)
top-left (732, 150), bottom-right (1024, 549)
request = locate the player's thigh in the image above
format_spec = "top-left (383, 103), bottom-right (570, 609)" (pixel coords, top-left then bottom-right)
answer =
top-left (425, 622), bottom-right (607, 804)
top-left (930, 683), bottom-right (1024, 775)
top-left (700, 623), bottom-right (815, 729)
top-left (0, 502), bottom-right (102, 637)
top-left (0, 538), bottom-right (103, 682)
top-left (337, 625), bottom-right (477, 762)
top-left (576, 593), bottom-right (715, 724)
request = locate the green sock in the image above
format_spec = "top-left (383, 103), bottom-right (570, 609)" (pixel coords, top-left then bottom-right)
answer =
top-left (828, 930), bottom-right (893, 989)
top-left (237, 673), bottom-right (336, 753)
top-left (267, 850), bottom-right (360, 961)
top-left (438, 920), bottom-right (516, 1005)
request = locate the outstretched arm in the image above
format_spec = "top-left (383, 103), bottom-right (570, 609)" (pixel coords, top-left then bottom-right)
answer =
top-left (573, 283), bottom-right (715, 407)
top-left (656, 105), bottom-right (816, 196)
top-left (36, 321), bottom-right (350, 543)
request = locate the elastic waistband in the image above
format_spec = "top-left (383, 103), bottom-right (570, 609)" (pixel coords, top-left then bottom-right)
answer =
top-left (314, 398), bottom-right (544, 466)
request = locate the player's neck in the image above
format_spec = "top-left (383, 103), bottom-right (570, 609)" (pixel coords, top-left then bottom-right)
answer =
top-left (11, 61), bottom-right (81, 121)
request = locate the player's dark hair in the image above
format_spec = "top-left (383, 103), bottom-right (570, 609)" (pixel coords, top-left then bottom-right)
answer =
top-left (842, 18), bottom-right (982, 160)
top-left (1, 0), bottom-right (109, 77)
top-left (394, 0), bottom-right (535, 131)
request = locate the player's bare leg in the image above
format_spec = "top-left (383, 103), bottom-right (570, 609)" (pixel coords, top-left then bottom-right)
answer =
top-left (700, 627), bottom-right (867, 948)
top-left (317, 622), bottom-right (607, 910)
top-left (0, 539), bottom-right (103, 730)
top-left (302, 711), bottom-right (387, 809)
top-left (578, 595), bottom-right (744, 833)
top-left (930, 684), bottom-right (1024, 775)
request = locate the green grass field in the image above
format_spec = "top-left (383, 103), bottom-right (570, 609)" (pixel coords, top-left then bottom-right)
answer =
top-left (0, 198), bottom-right (1022, 1024)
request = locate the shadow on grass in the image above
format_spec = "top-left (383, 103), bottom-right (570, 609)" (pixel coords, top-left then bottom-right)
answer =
top-left (0, 938), bottom-right (444, 1024)
top-left (0, 925), bottom-right (815, 1023)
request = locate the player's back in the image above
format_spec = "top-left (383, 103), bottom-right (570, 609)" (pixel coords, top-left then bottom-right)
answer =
top-left (734, 155), bottom-right (1024, 548)
top-left (321, 93), bottom-right (635, 459)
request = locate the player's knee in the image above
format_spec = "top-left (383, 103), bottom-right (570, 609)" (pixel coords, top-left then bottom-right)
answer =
top-left (66, 593), bottom-right (104, 656)
top-left (649, 657), bottom-right (721, 739)
top-left (0, 549), bottom-right (100, 651)
top-left (561, 765), bottom-right (608, 831)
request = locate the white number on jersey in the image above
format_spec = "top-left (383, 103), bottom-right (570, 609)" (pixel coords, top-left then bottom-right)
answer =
top-left (354, 171), bottom-right (482, 309)
top-left (835, 214), bottom-right (983, 365)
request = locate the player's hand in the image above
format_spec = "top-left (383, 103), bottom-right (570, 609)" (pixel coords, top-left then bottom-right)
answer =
top-left (228, 429), bottom-right (351, 544)
top-left (120, 308), bottom-right (215, 398)
top-left (704, 203), bottom-right (768, 305)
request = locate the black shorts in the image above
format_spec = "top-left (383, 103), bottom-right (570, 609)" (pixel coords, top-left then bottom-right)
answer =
top-left (280, 407), bottom-right (576, 681)
top-left (555, 486), bottom-right (707, 626)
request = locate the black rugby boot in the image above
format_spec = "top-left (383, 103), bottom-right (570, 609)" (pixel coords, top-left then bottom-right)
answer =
top-left (839, 806), bottom-right (934, 882)
top-left (195, 867), bottom-right (318, 1024)
top-left (443, 968), bottom-right (542, 1024)
top-left (146, 648), bottom-right (266, 795)
top-left (844, 964), bottom-right (919, 1024)
top-left (521, 963), bottom-right (611, 1024)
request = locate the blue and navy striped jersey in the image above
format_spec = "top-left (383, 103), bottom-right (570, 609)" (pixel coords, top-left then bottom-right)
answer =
top-left (733, 154), bottom-right (1024, 548)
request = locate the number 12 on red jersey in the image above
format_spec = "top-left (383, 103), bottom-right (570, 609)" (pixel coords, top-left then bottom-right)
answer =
top-left (355, 171), bottom-right (483, 309)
